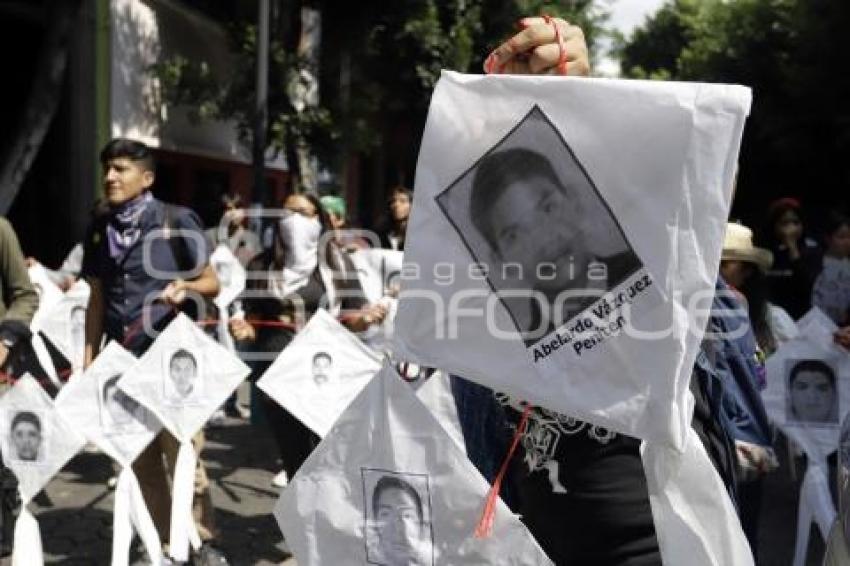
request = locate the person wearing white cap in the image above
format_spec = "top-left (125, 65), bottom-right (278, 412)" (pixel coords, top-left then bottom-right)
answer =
top-left (720, 222), bottom-right (798, 354)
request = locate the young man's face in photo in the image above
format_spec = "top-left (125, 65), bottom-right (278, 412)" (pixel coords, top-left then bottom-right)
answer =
top-left (375, 486), bottom-right (424, 565)
top-left (489, 175), bottom-right (589, 293)
top-left (102, 157), bottom-right (153, 206)
top-left (170, 355), bottom-right (197, 397)
top-left (790, 369), bottom-right (835, 422)
top-left (11, 421), bottom-right (41, 461)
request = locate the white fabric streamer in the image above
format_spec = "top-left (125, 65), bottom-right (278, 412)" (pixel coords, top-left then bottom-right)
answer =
top-left (641, 424), bottom-right (754, 566)
top-left (169, 441), bottom-right (202, 562)
top-left (12, 506), bottom-right (43, 566)
top-left (112, 467), bottom-right (163, 566)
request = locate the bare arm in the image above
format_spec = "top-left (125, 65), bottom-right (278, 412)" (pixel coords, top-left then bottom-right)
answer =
top-left (160, 264), bottom-right (220, 305)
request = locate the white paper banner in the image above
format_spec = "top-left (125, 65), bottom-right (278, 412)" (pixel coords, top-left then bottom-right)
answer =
top-left (211, 245), bottom-right (246, 310)
top-left (55, 342), bottom-right (164, 565)
top-left (39, 279), bottom-right (90, 372)
top-left (392, 72), bottom-right (751, 451)
top-left (276, 362), bottom-right (553, 565)
top-left (257, 309), bottom-right (382, 437)
top-left (0, 375), bottom-right (86, 566)
top-left (27, 264), bottom-right (64, 334)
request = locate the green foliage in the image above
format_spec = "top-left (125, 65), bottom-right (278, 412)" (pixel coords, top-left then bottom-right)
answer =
top-left (616, 0), bottom-right (850, 220)
top-left (153, 0), bottom-right (610, 181)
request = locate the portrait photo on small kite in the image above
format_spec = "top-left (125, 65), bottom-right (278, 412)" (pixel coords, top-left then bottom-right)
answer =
top-left (8, 409), bottom-right (46, 465)
top-left (785, 358), bottom-right (840, 425)
top-left (162, 347), bottom-right (204, 406)
top-left (362, 468), bottom-right (434, 566)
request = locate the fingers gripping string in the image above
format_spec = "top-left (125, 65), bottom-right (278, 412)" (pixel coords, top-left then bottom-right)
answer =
top-left (542, 15), bottom-right (569, 76)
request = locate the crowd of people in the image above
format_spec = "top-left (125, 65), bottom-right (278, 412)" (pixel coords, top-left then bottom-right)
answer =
top-left (0, 14), bottom-right (847, 566)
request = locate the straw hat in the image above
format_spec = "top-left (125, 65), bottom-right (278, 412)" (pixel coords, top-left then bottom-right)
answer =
top-left (722, 222), bottom-right (773, 271)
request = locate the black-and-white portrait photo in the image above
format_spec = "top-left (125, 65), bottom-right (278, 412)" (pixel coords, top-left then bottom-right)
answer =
top-left (786, 359), bottom-right (839, 424)
top-left (9, 410), bottom-right (45, 464)
top-left (362, 468), bottom-right (433, 566)
top-left (163, 348), bottom-right (202, 404)
top-left (436, 106), bottom-right (643, 346)
top-left (311, 351), bottom-right (333, 386)
top-left (99, 373), bottom-right (147, 433)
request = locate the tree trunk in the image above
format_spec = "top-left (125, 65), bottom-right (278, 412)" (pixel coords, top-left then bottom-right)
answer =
top-left (0, 1), bottom-right (80, 215)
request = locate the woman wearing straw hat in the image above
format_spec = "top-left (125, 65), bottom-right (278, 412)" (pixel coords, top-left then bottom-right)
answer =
top-left (721, 222), bottom-right (798, 355)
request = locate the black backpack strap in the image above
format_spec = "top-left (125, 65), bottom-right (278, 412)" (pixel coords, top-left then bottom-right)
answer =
top-left (161, 204), bottom-right (218, 322)
top-left (162, 204), bottom-right (193, 274)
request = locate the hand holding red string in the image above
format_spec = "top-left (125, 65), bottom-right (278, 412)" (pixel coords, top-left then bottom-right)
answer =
top-left (484, 16), bottom-right (589, 77)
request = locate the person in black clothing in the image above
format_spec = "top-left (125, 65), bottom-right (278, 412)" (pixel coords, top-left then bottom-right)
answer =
top-left (230, 192), bottom-right (388, 484)
top-left (379, 186), bottom-right (412, 251)
top-left (759, 197), bottom-right (822, 319)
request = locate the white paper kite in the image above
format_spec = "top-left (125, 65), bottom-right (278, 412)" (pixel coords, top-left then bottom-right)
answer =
top-left (210, 244), bottom-right (246, 311)
top-left (38, 279), bottom-right (90, 372)
top-left (0, 375), bottom-right (86, 566)
top-left (393, 73), bottom-right (751, 452)
top-left (27, 264), bottom-right (64, 333)
top-left (763, 315), bottom-right (850, 463)
top-left (56, 342), bottom-right (164, 566)
top-left (117, 313), bottom-right (250, 562)
top-left (275, 362), bottom-right (553, 565)
top-left (349, 248), bottom-right (404, 304)
top-left (257, 309), bottom-right (382, 437)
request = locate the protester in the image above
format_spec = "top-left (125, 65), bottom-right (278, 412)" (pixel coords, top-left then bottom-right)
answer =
top-left (379, 186), bottom-right (412, 251)
top-left (720, 222), bottom-right (798, 354)
top-left (0, 217), bottom-right (38, 556)
top-left (320, 195), bottom-right (370, 250)
top-left (205, 192), bottom-right (261, 267)
top-left (718, 222), bottom-right (795, 551)
top-left (81, 138), bottom-right (227, 566)
top-left (759, 198), bottom-right (822, 320)
top-left (811, 211), bottom-right (850, 326)
top-left (230, 192), bottom-right (387, 487)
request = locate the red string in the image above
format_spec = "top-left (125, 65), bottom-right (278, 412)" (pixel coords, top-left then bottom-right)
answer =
top-left (542, 14), bottom-right (568, 76)
top-left (474, 403), bottom-right (533, 538)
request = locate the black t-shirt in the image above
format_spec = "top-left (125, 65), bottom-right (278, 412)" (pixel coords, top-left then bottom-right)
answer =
top-left (498, 399), bottom-right (662, 566)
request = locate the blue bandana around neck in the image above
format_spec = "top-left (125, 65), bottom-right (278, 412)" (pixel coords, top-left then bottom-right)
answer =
top-left (106, 191), bottom-right (153, 259)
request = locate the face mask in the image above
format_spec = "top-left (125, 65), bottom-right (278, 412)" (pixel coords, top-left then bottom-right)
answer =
top-left (278, 212), bottom-right (321, 269)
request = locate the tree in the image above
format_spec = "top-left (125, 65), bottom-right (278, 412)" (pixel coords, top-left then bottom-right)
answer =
top-left (617, 0), bottom-right (850, 229)
top-left (155, 0), bottom-right (610, 214)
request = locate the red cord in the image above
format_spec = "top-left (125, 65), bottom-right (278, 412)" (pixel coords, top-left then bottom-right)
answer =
top-left (474, 403), bottom-right (533, 538)
top-left (542, 15), bottom-right (568, 76)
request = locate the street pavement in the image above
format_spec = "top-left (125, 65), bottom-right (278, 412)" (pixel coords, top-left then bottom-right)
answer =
top-left (0, 383), bottom-right (835, 565)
